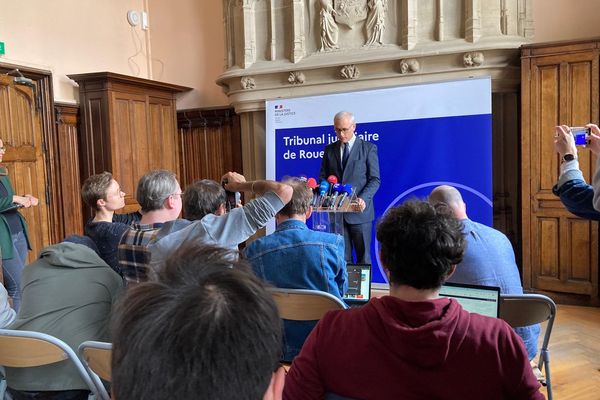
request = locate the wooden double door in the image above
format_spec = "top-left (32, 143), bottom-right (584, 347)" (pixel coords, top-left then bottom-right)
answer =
top-left (522, 39), bottom-right (600, 305)
top-left (0, 75), bottom-right (50, 261)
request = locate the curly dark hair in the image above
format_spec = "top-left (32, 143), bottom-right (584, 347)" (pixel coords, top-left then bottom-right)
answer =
top-left (376, 200), bottom-right (465, 289)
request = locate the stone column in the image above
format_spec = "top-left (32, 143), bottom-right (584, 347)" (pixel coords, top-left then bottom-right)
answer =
top-left (465, 0), bottom-right (482, 43)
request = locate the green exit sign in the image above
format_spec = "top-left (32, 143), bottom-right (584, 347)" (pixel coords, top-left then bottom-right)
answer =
top-left (0, 42), bottom-right (4, 56)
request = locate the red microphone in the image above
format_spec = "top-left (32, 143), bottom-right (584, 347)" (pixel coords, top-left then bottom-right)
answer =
top-left (327, 175), bottom-right (338, 196)
top-left (307, 177), bottom-right (318, 189)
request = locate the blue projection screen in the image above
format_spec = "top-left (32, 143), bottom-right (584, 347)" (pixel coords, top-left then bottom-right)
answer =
top-left (266, 78), bottom-right (492, 285)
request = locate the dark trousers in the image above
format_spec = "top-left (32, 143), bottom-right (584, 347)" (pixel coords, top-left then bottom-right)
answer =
top-left (343, 221), bottom-right (372, 264)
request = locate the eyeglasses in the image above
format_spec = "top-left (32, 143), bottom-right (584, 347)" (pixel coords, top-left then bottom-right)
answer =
top-left (0, 147), bottom-right (6, 152)
top-left (170, 192), bottom-right (184, 198)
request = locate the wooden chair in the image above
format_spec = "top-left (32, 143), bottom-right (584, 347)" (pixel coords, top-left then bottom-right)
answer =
top-left (499, 294), bottom-right (556, 400)
top-left (0, 329), bottom-right (101, 398)
top-left (78, 340), bottom-right (112, 400)
top-left (268, 288), bottom-right (347, 321)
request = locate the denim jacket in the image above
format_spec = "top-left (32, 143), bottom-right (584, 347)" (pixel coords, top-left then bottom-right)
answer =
top-left (552, 168), bottom-right (600, 221)
top-left (244, 219), bottom-right (347, 361)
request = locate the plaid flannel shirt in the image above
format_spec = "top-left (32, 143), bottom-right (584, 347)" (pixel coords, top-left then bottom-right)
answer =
top-left (118, 222), bottom-right (164, 284)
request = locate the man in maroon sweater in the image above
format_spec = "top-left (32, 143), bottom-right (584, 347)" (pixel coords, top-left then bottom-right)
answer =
top-left (284, 200), bottom-right (544, 400)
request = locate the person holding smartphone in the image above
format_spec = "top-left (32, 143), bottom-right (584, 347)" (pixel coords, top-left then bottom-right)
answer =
top-left (552, 124), bottom-right (600, 220)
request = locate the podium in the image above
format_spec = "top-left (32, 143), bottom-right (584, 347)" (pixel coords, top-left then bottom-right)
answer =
top-left (311, 192), bottom-right (361, 235)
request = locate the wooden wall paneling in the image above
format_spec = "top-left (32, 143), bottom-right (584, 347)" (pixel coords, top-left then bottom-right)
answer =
top-left (177, 108), bottom-right (242, 190)
top-left (522, 39), bottom-right (600, 305)
top-left (491, 92), bottom-right (521, 267)
top-left (54, 104), bottom-right (83, 236)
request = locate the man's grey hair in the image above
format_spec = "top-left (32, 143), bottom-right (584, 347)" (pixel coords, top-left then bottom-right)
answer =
top-left (136, 170), bottom-right (179, 212)
top-left (334, 111), bottom-right (355, 124)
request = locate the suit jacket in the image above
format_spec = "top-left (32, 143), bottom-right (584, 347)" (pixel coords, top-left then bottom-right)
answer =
top-left (319, 137), bottom-right (380, 224)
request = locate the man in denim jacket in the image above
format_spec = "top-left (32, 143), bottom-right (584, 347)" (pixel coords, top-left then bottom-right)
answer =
top-left (244, 178), bottom-right (347, 362)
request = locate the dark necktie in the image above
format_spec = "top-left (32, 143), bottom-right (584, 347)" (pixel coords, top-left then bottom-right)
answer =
top-left (342, 143), bottom-right (350, 168)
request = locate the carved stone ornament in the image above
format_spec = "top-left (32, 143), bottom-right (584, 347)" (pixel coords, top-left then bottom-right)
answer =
top-left (240, 76), bottom-right (256, 90)
top-left (334, 0), bottom-right (368, 29)
top-left (364, 0), bottom-right (387, 46)
top-left (340, 64), bottom-right (360, 80)
top-left (288, 71), bottom-right (306, 85)
top-left (399, 58), bottom-right (420, 74)
top-left (463, 52), bottom-right (484, 67)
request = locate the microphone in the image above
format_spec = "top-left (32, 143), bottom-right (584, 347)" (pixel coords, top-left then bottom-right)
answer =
top-left (329, 183), bottom-right (342, 209)
top-left (338, 184), bottom-right (353, 208)
top-left (307, 178), bottom-right (318, 206)
top-left (318, 180), bottom-right (330, 207)
top-left (327, 175), bottom-right (338, 196)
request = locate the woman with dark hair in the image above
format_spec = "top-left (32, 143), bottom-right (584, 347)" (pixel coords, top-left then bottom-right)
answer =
top-left (0, 138), bottom-right (38, 312)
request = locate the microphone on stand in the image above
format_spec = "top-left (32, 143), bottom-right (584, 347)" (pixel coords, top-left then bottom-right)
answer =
top-left (329, 183), bottom-right (342, 209)
top-left (307, 178), bottom-right (318, 206)
top-left (337, 184), bottom-right (353, 208)
top-left (318, 180), bottom-right (330, 207)
top-left (326, 175), bottom-right (338, 196)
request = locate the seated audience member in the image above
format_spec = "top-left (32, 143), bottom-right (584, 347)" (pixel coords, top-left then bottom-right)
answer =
top-left (553, 124), bottom-right (600, 220)
top-left (0, 283), bottom-right (15, 328)
top-left (284, 201), bottom-right (543, 400)
top-left (130, 171), bottom-right (291, 283)
top-left (244, 178), bottom-right (347, 361)
top-left (81, 172), bottom-right (141, 274)
top-left (5, 236), bottom-right (124, 400)
top-left (428, 185), bottom-right (540, 360)
top-left (182, 179), bottom-right (229, 220)
top-left (111, 244), bottom-right (285, 400)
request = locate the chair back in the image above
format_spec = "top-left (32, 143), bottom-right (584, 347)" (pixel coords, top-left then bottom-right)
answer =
top-left (499, 294), bottom-right (556, 400)
top-left (79, 341), bottom-right (112, 400)
top-left (268, 288), bottom-right (347, 321)
top-left (0, 329), bottom-right (100, 397)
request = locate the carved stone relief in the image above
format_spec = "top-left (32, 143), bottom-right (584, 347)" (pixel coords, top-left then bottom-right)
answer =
top-left (334, 0), bottom-right (368, 29)
top-left (399, 58), bottom-right (420, 74)
top-left (319, 0), bottom-right (339, 51)
top-left (288, 71), bottom-right (306, 85)
top-left (340, 64), bottom-right (360, 79)
top-left (463, 52), bottom-right (484, 67)
top-left (240, 76), bottom-right (256, 90)
top-left (364, 0), bottom-right (387, 46)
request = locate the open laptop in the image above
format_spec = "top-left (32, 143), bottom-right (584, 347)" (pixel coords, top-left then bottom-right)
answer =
top-left (343, 264), bottom-right (372, 307)
top-left (438, 282), bottom-right (501, 317)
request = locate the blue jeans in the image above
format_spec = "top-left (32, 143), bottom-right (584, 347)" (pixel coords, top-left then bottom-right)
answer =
top-left (2, 231), bottom-right (28, 313)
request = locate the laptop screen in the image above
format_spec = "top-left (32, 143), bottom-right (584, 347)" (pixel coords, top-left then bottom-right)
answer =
top-left (343, 264), bottom-right (372, 304)
top-left (438, 282), bottom-right (500, 317)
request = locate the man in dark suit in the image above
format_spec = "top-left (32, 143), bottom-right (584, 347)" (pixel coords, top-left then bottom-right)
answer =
top-left (319, 111), bottom-right (380, 263)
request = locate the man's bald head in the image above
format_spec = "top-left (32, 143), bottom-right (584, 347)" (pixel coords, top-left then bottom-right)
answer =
top-left (428, 185), bottom-right (468, 219)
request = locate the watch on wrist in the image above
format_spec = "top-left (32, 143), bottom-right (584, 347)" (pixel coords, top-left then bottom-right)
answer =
top-left (562, 154), bottom-right (575, 162)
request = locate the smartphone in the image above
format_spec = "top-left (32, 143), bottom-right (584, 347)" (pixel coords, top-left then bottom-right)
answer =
top-left (571, 127), bottom-right (591, 146)
top-left (221, 179), bottom-right (239, 212)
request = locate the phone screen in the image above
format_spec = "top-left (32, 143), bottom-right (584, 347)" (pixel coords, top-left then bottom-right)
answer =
top-left (572, 128), bottom-right (589, 146)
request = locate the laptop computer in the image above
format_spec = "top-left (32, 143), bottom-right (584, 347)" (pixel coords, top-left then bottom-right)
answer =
top-left (343, 264), bottom-right (372, 307)
top-left (438, 282), bottom-right (501, 317)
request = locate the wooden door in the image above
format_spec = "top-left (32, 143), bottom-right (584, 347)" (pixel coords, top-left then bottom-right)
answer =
top-left (0, 75), bottom-right (50, 262)
top-left (522, 43), bottom-right (599, 304)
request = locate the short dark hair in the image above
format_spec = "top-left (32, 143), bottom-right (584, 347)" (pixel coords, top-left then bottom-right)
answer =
top-left (183, 179), bottom-right (226, 221)
top-left (376, 200), bottom-right (465, 289)
top-left (81, 172), bottom-right (113, 210)
top-left (136, 170), bottom-right (179, 212)
top-left (111, 244), bottom-right (282, 400)
top-left (277, 178), bottom-right (311, 218)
